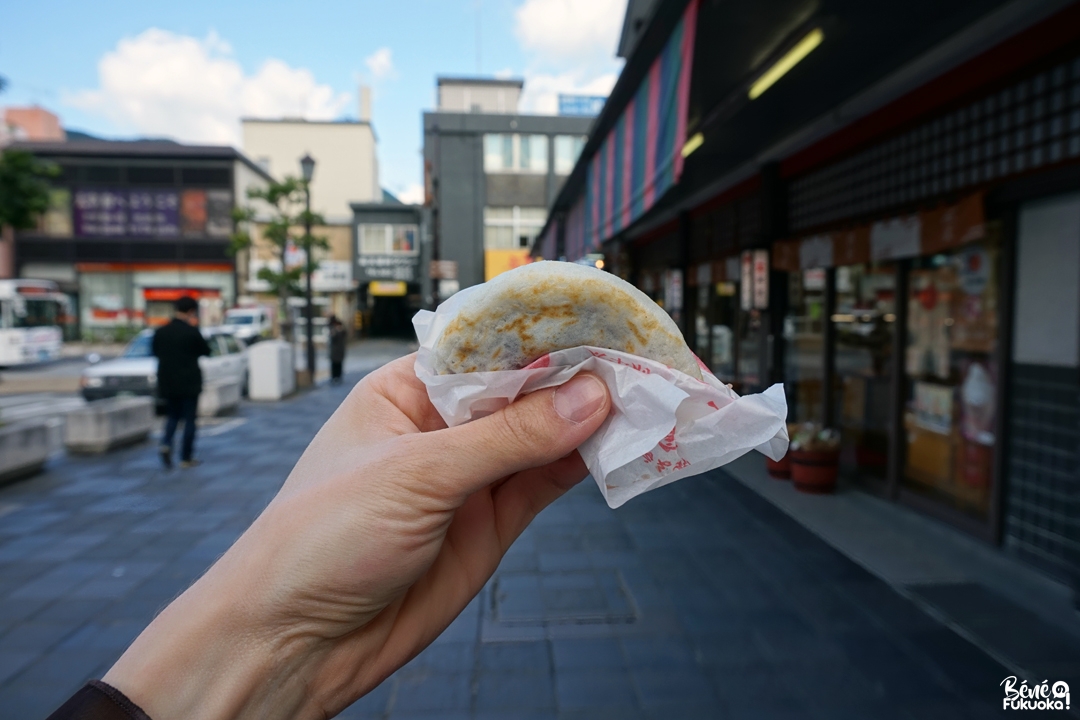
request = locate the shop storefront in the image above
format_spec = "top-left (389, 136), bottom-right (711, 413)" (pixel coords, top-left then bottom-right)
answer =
top-left (771, 192), bottom-right (1005, 533)
top-left (78, 263), bottom-right (235, 338)
top-left (535, 0), bottom-right (1080, 570)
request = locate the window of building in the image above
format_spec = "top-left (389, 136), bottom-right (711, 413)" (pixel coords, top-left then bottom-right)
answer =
top-left (554, 135), bottom-right (587, 174)
top-left (483, 135), bottom-right (549, 173)
top-left (358, 224), bottom-right (418, 255)
top-left (483, 207), bottom-right (547, 249)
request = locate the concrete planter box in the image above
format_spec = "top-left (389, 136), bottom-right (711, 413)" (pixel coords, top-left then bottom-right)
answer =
top-left (0, 419), bottom-right (51, 485)
top-left (65, 397), bottom-right (154, 454)
top-left (198, 380), bottom-right (241, 417)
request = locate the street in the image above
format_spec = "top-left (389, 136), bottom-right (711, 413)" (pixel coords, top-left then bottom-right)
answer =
top-left (0, 342), bottom-right (1009, 719)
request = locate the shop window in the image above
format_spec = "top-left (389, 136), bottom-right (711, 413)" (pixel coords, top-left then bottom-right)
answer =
top-left (483, 135), bottom-right (549, 174)
top-left (832, 264), bottom-right (897, 483)
top-left (483, 206), bottom-right (546, 250)
top-left (358, 224), bottom-right (418, 255)
top-left (902, 238), bottom-right (1000, 519)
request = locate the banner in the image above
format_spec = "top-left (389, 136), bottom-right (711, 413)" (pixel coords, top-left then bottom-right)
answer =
top-left (569, 0), bottom-right (700, 259)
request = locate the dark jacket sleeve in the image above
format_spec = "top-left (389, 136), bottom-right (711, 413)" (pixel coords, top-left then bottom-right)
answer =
top-left (195, 330), bottom-right (212, 358)
top-left (46, 680), bottom-right (152, 720)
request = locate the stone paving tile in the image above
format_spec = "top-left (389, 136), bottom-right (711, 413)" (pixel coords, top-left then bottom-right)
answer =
top-left (0, 342), bottom-right (1024, 718)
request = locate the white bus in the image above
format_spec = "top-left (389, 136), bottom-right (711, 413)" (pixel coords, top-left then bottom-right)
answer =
top-left (0, 279), bottom-right (67, 367)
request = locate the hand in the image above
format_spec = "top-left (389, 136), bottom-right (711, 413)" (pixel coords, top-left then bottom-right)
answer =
top-left (103, 354), bottom-right (612, 720)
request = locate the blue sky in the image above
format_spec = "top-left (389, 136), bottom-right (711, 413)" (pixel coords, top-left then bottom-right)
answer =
top-left (1, 0), bottom-right (625, 202)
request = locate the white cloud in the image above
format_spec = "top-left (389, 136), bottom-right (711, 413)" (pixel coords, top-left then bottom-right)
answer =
top-left (64, 29), bottom-right (350, 146)
top-left (365, 47), bottom-right (395, 80)
top-left (396, 183), bottom-right (425, 205)
top-left (515, 0), bottom-right (627, 69)
top-left (513, 0), bottom-right (626, 115)
top-left (518, 71), bottom-right (618, 115)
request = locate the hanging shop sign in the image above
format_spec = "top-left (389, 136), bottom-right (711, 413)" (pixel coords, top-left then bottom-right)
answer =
top-left (777, 194), bottom-right (984, 270)
top-left (740, 251), bottom-right (753, 310)
top-left (752, 249), bottom-right (770, 309)
top-left (832, 226), bottom-right (871, 266)
top-left (429, 260), bottom-right (458, 280)
top-left (871, 214), bottom-right (921, 262)
top-left (920, 193), bottom-right (986, 255)
top-left (664, 269), bottom-right (684, 314)
top-left (772, 239), bottom-right (800, 273)
top-left (799, 234), bottom-right (833, 269)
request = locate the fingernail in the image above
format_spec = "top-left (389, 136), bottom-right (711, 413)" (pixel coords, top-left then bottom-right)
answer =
top-left (554, 375), bottom-right (606, 423)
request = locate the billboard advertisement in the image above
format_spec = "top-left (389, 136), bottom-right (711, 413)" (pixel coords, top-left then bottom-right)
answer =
top-left (72, 188), bottom-right (231, 238)
top-left (558, 94), bottom-right (606, 116)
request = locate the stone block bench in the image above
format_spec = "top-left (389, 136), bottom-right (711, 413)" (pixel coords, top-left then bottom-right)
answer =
top-left (0, 418), bottom-right (52, 485)
top-left (198, 380), bottom-right (241, 417)
top-left (64, 397), bottom-right (154, 454)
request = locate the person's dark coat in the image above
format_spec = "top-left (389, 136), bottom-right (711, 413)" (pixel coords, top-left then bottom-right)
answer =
top-left (329, 326), bottom-right (347, 364)
top-left (152, 318), bottom-right (211, 399)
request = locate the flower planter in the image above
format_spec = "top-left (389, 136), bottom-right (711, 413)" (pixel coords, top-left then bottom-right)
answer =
top-left (790, 449), bottom-right (840, 494)
top-left (765, 454), bottom-right (791, 479)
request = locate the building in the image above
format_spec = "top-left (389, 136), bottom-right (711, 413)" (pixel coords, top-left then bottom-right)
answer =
top-left (9, 140), bottom-right (273, 339)
top-left (537, 0), bottom-right (1080, 582)
top-left (240, 100), bottom-right (381, 337)
top-left (1, 106), bottom-right (66, 144)
top-left (423, 77), bottom-right (595, 296)
top-left (241, 112), bottom-right (379, 223)
top-left (351, 201), bottom-right (427, 337)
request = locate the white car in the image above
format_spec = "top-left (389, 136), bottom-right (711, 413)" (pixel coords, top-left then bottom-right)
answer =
top-left (221, 307), bottom-right (272, 344)
top-left (80, 328), bottom-right (248, 408)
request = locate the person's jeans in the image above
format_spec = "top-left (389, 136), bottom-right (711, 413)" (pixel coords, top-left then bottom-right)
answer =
top-left (162, 396), bottom-right (199, 462)
top-left (331, 361), bottom-right (343, 382)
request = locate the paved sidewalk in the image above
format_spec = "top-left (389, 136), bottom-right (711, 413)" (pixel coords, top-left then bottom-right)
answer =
top-left (0, 345), bottom-right (1012, 718)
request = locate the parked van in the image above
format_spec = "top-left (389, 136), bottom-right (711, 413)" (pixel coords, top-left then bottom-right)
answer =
top-left (222, 307), bottom-right (272, 344)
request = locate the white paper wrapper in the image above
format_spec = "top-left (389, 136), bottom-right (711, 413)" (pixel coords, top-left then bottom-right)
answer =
top-left (412, 290), bottom-right (789, 508)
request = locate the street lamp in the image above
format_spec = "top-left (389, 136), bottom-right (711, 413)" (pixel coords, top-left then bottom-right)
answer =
top-left (300, 153), bottom-right (316, 384)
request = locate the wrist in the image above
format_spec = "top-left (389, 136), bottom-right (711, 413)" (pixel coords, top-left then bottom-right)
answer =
top-left (102, 562), bottom-right (323, 720)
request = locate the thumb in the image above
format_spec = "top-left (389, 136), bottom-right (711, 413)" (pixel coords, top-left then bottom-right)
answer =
top-left (411, 373), bottom-right (610, 500)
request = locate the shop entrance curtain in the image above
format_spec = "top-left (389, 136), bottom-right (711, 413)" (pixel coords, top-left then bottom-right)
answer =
top-left (568, 0), bottom-right (699, 260)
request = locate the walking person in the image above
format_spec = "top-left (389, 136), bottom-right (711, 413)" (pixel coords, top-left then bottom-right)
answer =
top-left (328, 315), bottom-right (347, 384)
top-left (152, 296), bottom-right (211, 469)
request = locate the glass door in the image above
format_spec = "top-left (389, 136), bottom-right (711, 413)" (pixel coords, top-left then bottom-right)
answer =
top-left (901, 239), bottom-right (999, 520)
top-left (783, 269), bottom-right (827, 423)
top-left (832, 264), bottom-right (897, 485)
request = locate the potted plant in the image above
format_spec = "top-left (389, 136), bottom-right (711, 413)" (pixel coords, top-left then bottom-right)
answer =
top-left (765, 423), bottom-right (799, 479)
top-left (789, 424), bottom-right (841, 494)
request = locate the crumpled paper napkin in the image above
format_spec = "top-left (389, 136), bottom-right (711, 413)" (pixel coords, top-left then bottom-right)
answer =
top-left (412, 295), bottom-right (789, 508)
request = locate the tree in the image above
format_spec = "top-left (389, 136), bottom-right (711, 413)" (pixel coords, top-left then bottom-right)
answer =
top-left (0, 149), bottom-right (58, 232)
top-left (229, 177), bottom-right (328, 344)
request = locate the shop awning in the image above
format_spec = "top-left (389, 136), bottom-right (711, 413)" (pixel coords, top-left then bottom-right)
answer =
top-left (565, 0), bottom-right (699, 260)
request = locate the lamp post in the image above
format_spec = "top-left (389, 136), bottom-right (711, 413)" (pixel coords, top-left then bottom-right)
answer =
top-left (300, 153), bottom-right (316, 384)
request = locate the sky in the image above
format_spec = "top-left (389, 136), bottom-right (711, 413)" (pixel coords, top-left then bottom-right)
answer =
top-left (1, 0), bottom-right (627, 204)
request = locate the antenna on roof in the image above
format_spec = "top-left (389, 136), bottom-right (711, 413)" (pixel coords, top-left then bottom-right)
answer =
top-left (475, 0), bottom-right (482, 74)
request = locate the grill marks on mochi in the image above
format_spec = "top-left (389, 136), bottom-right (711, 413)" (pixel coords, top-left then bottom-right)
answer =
top-left (433, 262), bottom-right (700, 379)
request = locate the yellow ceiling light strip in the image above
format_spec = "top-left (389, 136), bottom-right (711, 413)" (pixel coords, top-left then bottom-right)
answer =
top-left (748, 28), bottom-right (823, 100)
top-left (681, 132), bottom-right (704, 158)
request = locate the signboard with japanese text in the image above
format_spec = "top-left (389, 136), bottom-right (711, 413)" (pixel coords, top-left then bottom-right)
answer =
top-left (74, 189), bottom-right (127, 237)
top-left (181, 190), bottom-right (208, 236)
top-left (72, 187), bottom-right (229, 238)
top-left (558, 94), bottom-right (607, 116)
top-left (128, 190), bottom-right (180, 237)
top-left (355, 255), bottom-right (417, 283)
top-left (753, 249), bottom-right (769, 309)
top-left (740, 251), bottom-right (753, 310)
top-left (206, 190), bottom-right (233, 237)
